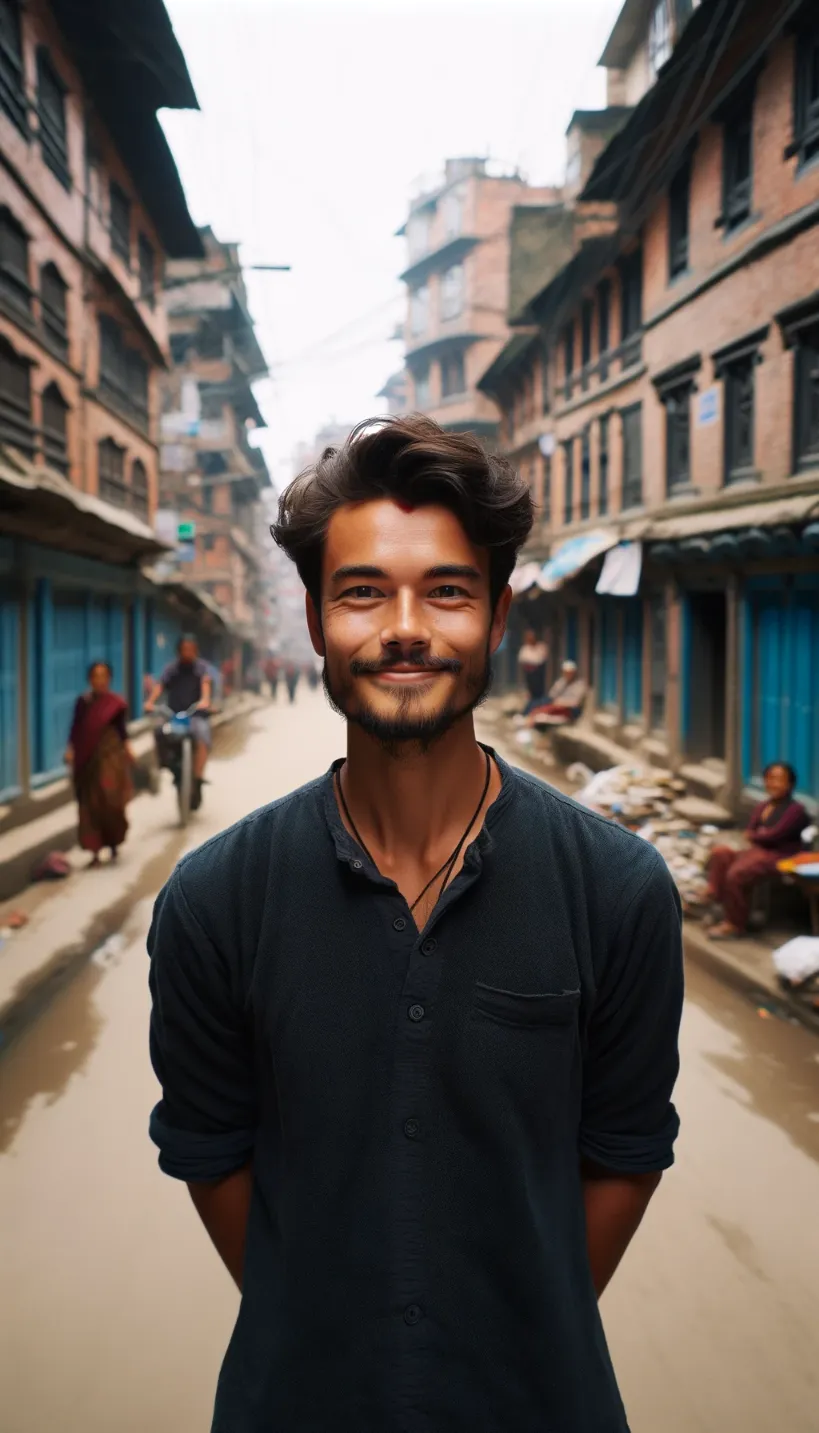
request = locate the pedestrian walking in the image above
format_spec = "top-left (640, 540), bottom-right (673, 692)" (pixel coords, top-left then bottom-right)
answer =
top-left (148, 414), bottom-right (683, 1433)
top-left (284, 660), bottom-right (299, 703)
top-left (706, 761), bottom-right (809, 938)
top-left (65, 662), bottom-right (133, 867)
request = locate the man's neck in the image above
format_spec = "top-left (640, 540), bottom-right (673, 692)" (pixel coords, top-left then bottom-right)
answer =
top-left (343, 717), bottom-right (492, 864)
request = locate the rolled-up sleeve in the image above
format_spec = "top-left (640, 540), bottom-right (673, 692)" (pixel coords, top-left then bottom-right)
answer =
top-left (148, 869), bottom-right (257, 1182)
top-left (580, 851), bottom-right (683, 1174)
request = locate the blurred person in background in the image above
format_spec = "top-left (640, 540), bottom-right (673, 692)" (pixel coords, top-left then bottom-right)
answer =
top-left (706, 761), bottom-right (809, 939)
top-left (145, 635), bottom-right (212, 808)
top-left (528, 658), bottom-right (587, 724)
top-left (518, 626), bottom-right (549, 712)
top-left (148, 414), bottom-right (682, 1433)
top-left (65, 662), bottom-right (133, 867)
top-left (284, 659), bottom-right (299, 703)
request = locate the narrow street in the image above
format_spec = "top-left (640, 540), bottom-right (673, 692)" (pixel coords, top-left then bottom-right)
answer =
top-left (1, 687), bottom-right (818, 1433)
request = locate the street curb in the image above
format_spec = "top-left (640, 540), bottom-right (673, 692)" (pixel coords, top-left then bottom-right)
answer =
top-left (682, 924), bottom-right (819, 1037)
top-left (0, 696), bottom-right (266, 1054)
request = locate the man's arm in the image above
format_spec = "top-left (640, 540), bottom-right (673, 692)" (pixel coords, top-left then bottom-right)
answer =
top-left (581, 1159), bottom-right (662, 1297)
top-left (188, 1164), bottom-right (253, 1290)
top-left (198, 673), bottom-right (213, 710)
top-left (144, 678), bottom-right (164, 712)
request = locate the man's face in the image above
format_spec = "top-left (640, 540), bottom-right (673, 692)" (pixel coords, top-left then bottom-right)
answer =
top-left (179, 641), bottom-right (198, 666)
top-left (309, 499), bottom-right (510, 750)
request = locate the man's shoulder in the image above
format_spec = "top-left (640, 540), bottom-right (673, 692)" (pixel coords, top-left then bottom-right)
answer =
top-left (160, 660), bottom-right (178, 682)
top-left (507, 761), bottom-right (667, 885)
top-left (174, 773), bottom-right (329, 896)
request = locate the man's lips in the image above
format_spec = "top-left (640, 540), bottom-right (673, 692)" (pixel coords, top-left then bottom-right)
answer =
top-left (370, 666), bottom-right (445, 683)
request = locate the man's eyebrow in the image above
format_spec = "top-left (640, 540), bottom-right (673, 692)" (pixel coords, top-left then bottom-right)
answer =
top-left (329, 565), bottom-right (388, 583)
top-left (423, 564), bottom-right (483, 581)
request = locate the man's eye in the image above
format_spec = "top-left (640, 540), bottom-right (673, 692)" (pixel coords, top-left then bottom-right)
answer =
top-left (342, 586), bottom-right (382, 599)
top-left (429, 585), bottom-right (468, 599)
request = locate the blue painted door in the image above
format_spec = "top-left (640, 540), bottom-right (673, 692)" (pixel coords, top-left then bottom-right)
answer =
top-left (622, 599), bottom-right (644, 720)
top-left (564, 608), bottom-right (579, 663)
top-left (746, 580), bottom-right (819, 797)
top-left (48, 593), bottom-right (87, 777)
top-left (599, 602), bottom-right (619, 709)
top-left (0, 587), bottom-right (21, 798)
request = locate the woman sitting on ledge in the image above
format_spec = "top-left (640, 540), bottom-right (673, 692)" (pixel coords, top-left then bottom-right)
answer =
top-left (706, 762), bottom-right (809, 940)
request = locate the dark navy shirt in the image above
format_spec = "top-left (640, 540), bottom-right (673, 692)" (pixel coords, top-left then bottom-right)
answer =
top-left (148, 752), bottom-right (683, 1433)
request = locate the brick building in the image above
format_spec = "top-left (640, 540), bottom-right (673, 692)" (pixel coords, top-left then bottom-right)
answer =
top-left (158, 227), bottom-right (273, 678)
top-left (0, 0), bottom-right (216, 819)
top-left (394, 158), bottom-right (562, 444)
top-left (485, 0), bottom-right (819, 815)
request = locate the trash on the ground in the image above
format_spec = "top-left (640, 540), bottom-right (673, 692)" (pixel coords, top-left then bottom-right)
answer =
top-left (772, 936), bottom-right (819, 986)
top-left (93, 933), bottom-right (127, 964)
top-left (31, 851), bottom-right (71, 882)
top-left (514, 729), bottom-right (534, 747)
top-left (566, 762), bottom-right (594, 787)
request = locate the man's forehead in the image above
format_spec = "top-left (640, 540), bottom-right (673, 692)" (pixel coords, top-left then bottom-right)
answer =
top-left (324, 498), bottom-right (487, 571)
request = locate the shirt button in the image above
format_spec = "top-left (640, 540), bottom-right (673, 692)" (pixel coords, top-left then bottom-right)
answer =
top-left (403, 1304), bottom-right (423, 1326)
top-left (351, 860), bottom-right (363, 871)
top-left (408, 1004), bottom-right (425, 1022)
top-left (393, 917), bottom-right (407, 932)
top-left (403, 1118), bottom-right (421, 1139)
top-left (421, 937), bottom-right (437, 956)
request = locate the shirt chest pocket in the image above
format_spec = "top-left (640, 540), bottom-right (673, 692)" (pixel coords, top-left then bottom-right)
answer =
top-left (471, 982), bottom-right (581, 1030)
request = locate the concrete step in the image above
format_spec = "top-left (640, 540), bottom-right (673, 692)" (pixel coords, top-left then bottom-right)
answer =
top-left (680, 761), bottom-right (727, 802)
top-left (673, 795), bottom-right (734, 828)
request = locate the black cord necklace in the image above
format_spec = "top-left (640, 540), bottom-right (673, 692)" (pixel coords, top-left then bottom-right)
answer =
top-left (336, 748), bottom-right (492, 915)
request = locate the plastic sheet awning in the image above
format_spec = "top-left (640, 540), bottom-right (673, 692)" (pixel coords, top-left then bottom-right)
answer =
top-left (537, 530), bottom-right (618, 592)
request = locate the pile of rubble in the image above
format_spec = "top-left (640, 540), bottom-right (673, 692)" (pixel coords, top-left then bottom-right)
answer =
top-left (566, 762), bottom-right (737, 904)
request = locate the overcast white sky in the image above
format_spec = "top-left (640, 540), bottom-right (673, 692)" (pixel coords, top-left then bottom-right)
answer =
top-left (162, 0), bottom-right (623, 490)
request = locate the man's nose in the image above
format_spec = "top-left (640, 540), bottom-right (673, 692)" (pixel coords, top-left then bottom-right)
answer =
top-left (380, 588), bottom-right (431, 650)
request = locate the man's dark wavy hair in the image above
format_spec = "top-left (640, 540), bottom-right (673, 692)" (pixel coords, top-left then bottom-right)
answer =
top-left (271, 414), bottom-right (534, 610)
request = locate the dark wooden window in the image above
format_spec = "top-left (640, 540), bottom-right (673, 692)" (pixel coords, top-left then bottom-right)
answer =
top-left (541, 341), bottom-right (550, 414)
top-left (110, 181), bottom-right (131, 265)
top-left (649, 595), bottom-right (667, 731)
top-left (599, 414), bottom-right (609, 516)
top-left (563, 439), bottom-right (575, 525)
top-left (0, 334), bottom-right (34, 455)
top-left (36, 48), bottom-right (70, 188)
top-left (40, 262), bottom-right (68, 355)
top-left (619, 248), bottom-right (643, 367)
top-left (794, 25), bottom-right (819, 168)
top-left (663, 382), bottom-right (694, 493)
top-left (580, 428), bottom-right (591, 520)
top-left (794, 321), bottom-right (819, 472)
top-left (202, 531), bottom-right (215, 552)
top-left (621, 403), bottom-right (643, 509)
top-left (98, 314), bottom-right (149, 428)
top-left (138, 234), bottom-right (155, 306)
top-left (668, 159), bottom-right (691, 278)
top-left (440, 350), bottom-right (465, 397)
top-left (0, 0), bottom-right (26, 134)
top-left (0, 206), bottom-right (31, 313)
top-left (724, 355), bottom-right (756, 484)
top-left (563, 323), bottom-right (575, 399)
top-left (543, 455), bottom-right (552, 526)
top-left (41, 381), bottom-right (69, 474)
top-left (581, 300), bottom-right (593, 389)
top-left (721, 93), bottom-right (753, 230)
top-left (98, 437), bottom-right (128, 508)
top-left (598, 279), bottom-right (611, 380)
top-left (131, 459), bottom-right (149, 518)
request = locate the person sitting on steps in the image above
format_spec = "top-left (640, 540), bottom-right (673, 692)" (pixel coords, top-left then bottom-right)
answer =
top-left (706, 762), bottom-right (809, 940)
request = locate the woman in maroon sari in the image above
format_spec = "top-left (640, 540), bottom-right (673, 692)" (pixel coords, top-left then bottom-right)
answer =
top-left (66, 662), bottom-right (134, 866)
top-left (706, 762), bottom-right (809, 938)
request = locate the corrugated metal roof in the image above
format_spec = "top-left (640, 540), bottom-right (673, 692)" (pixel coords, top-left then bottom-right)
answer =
top-left (629, 491), bottom-right (819, 542)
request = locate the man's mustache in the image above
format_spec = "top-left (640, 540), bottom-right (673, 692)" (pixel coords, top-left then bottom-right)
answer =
top-left (349, 654), bottom-right (463, 676)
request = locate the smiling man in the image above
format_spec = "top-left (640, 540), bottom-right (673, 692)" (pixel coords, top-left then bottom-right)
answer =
top-left (148, 415), bottom-right (683, 1433)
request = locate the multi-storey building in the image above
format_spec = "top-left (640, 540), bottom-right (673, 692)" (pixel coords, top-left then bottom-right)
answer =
top-left (0, 0), bottom-right (208, 820)
top-left (159, 227), bottom-right (272, 679)
top-left (394, 158), bottom-right (562, 444)
top-left (487, 0), bottom-right (819, 815)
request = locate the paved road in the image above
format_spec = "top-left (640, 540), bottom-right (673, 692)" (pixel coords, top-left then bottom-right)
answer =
top-left (1, 688), bottom-right (818, 1433)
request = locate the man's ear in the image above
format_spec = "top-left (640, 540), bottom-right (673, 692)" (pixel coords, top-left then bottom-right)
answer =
top-left (489, 585), bottom-right (513, 656)
top-left (305, 591), bottom-right (325, 656)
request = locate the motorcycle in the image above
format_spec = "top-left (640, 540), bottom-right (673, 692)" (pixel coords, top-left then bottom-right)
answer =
top-left (153, 703), bottom-right (202, 827)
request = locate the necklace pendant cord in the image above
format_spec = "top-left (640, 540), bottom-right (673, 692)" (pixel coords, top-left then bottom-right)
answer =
top-left (335, 749), bottom-right (493, 914)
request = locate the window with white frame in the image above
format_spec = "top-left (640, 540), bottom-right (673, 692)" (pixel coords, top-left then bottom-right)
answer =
top-left (407, 213), bottom-right (431, 262)
top-left (409, 284), bottom-right (430, 338)
top-left (442, 187), bottom-right (464, 240)
top-left (440, 263), bottom-right (465, 321)
top-left (649, 0), bottom-right (673, 77)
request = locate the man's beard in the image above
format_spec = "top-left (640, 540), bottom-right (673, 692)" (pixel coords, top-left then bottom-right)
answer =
top-left (323, 648), bottom-right (494, 754)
